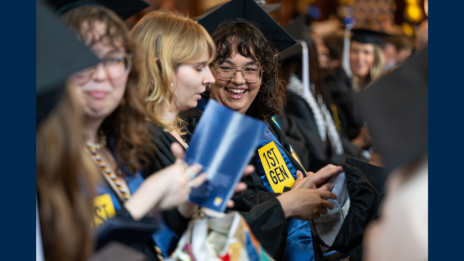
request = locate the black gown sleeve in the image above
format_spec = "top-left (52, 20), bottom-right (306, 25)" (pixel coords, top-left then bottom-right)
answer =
top-left (142, 122), bottom-right (192, 244)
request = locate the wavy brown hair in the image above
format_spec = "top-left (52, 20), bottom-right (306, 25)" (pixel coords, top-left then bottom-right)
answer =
top-left (62, 6), bottom-right (153, 174)
top-left (211, 20), bottom-right (286, 121)
top-left (37, 88), bottom-right (98, 261)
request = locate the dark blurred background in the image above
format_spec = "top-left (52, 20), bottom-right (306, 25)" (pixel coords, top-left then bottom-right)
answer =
top-left (126, 0), bottom-right (427, 37)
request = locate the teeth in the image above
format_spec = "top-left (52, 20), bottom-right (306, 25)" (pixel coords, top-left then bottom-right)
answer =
top-left (226, 88), bottom-right (246, 94)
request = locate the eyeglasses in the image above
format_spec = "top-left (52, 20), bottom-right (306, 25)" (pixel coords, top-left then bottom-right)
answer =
top-left (72, 53), bottom-right (132, 83)
top-left (213, 64), bottom-right (262, 83)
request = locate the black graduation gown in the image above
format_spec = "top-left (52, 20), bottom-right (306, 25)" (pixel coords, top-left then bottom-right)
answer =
top-left (142, 122), bottom-right (193, 236)
top-left (281, 92), bottom-right (366, 166)
top-left (311, 157), bottom-right (389, 261)
top-left (182, 103), bottom-right (389, 261)
top-left (181, 108), bottom-right (326, 261)
top-left (323, 66), bottom-right (362, 140)
top-left (143, 120), bottom-right (291, 260)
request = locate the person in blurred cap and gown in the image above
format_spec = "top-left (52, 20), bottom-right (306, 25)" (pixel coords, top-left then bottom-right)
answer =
top-left (356, 48), bottom-right (428, 261)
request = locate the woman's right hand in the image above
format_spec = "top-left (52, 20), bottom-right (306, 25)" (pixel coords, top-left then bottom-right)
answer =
top-left (277, 187), bottom-right (337, 220)
top-left (153, 161), bottom-right (207, 211)
top-left (124, 158), bottom-right (206, 220)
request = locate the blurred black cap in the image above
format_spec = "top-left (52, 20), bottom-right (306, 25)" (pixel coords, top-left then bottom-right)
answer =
top-left (279, 15), bottom-right (314, 61)
top-left (37, 2), bottom-right (100, 126)
top-left (46, 0), bottom-right (149, 20)
top-left (196, 0), bottom-right (296, 52)
top-left (195, 1), bottom-right (282, 21)
top-left (351, 28), bottom-right (388, 46)
top-left (355, 48), bottom-right (428, 170)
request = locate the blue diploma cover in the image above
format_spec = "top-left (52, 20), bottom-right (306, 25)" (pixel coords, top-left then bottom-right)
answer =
top-left (185, 100), bottom-right (266, 212)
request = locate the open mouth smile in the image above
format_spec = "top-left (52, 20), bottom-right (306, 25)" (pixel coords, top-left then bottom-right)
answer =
top-left (225, 87), bottom-right (248, 100)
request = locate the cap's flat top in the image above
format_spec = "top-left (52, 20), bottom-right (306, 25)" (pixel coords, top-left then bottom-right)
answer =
top-left (351, 28), bottom-right (389, 46)
top-left (196, 0), bottom-right (296, 52)
top-left (46, 0), bottom-right (149, 20)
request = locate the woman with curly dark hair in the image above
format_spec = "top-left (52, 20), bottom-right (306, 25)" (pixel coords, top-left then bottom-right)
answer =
top-left (208, 20), bottom-right (285, 120)
top-left (180, 1), bottom-right (343, 260)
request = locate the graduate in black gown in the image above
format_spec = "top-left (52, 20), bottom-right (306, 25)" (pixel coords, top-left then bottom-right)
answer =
top-left (185, 1), bottom-right (391, 260)
top-left (188, 1), bottom-right (350, 260)
top-left (130, 10), bottom-right (285, 259)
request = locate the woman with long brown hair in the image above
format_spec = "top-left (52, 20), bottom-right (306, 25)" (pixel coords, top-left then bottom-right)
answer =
top-left (36, 3), bottom-right (100, 261)
top-left (59, 5), bottom-right (206, 260)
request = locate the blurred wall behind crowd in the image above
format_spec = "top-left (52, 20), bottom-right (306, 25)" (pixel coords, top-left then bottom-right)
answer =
top-left (126, 0), bottom-right (427, 37)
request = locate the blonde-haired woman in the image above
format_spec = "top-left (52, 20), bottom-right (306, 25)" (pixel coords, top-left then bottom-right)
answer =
top-left (349, 29), bottom-right (386, 91)
top-left (131, 12), bottom-right (257, 259)
top-left (131, 11), bottom-right (216, 150)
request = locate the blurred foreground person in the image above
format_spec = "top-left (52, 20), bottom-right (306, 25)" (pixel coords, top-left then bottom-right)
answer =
top-left (36, 3), bottom-right (100, 261)
top-left (357, 48), bottom-right (428, 261)
top-left (349, 29), bottom-right (386, 91)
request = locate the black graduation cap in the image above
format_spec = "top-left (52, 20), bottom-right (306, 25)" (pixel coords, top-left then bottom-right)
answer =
top-left (195, 1), bottom-right (282, 21)
top-left (279, 15), bottom-right (314, 61)
top-left (37, 2), bottom-right (100, 126)
top-left (355, 48), bottom-right (428, 171)
top-left (196, 0), bottom-right (296, 52)
top-left (351, 28), bottom-right (388, 46)
top-left (46, 0), bottom-right (149, 20)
